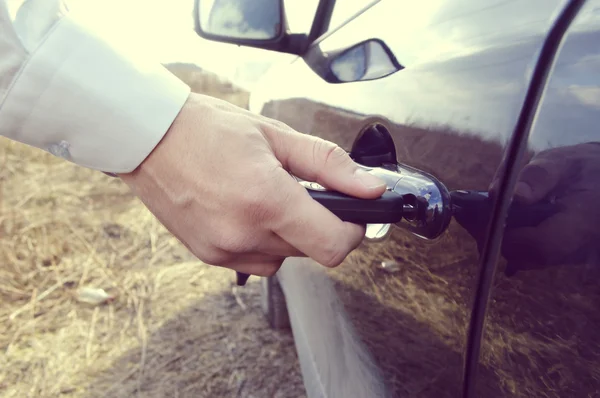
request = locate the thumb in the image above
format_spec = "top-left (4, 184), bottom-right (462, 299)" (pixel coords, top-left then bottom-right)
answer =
top-left (513, 158), bottom-right (564, 205)
top-left (268, 129), bottom-right (387, 199)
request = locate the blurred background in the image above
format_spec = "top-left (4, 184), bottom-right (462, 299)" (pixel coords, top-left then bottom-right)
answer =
top-left (0, 0), bottom-right (314, 397)
top-left (111, 0), bottom-right (316, 90)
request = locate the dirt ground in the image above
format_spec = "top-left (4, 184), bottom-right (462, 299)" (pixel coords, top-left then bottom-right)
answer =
top-left (0, 66), bottom-right (306, 398)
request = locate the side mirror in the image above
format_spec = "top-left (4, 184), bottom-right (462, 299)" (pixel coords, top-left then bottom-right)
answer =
top-left (327, 39), bottom-right (403, 83)
top-left (303, 38), bottom-right (403, 84)
top-left (193, 0), bottom-right (335, 55)
top-left (195, 0), bottom-right (284, 42)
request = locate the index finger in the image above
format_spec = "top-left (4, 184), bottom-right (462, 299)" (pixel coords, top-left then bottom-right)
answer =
top-left (269, 170), bottom-right (366, 268)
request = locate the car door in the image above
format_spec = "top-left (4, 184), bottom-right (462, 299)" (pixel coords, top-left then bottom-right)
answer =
top-left (247, 0), bottom-right (572, 397)
top-left (476, 1), bottom-right (600, 397)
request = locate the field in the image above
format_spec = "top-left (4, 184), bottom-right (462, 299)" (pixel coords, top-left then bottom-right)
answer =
top-left (0, 65), bottom-right (305, 398)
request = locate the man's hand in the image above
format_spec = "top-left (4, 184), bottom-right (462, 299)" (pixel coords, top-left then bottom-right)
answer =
top-left (491, 142), bottom-right (600, 271)
top-left (118, 93), bottom-right (387, 276)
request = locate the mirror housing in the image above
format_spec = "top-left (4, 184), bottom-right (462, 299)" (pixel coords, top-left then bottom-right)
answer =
top-left (193, 0), bottom-right (335, 55)
top-left (304, 38), bottom-right (403, 84)
top-left (328, 39), bottom-right (403, 83)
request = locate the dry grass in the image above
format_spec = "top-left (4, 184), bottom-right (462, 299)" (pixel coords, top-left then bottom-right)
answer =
top-left (0, 66), bottom-right (304, 398)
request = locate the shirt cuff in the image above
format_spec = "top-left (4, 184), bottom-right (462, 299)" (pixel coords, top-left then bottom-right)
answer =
top-left (0, 9), bottom-right (191, 174)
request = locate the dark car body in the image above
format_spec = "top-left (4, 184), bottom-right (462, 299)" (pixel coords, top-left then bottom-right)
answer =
top-left (195, 0), bottom-right (600, 396)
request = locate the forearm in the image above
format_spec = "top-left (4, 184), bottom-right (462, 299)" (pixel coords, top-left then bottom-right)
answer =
top-left (0, 0), bottom-right (190, 173)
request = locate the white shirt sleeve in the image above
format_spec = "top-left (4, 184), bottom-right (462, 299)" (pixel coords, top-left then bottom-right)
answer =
top-left (0, 0), bottom-right (191, 174)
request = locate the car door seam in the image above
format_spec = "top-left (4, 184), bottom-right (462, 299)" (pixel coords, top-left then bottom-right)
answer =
top-left (461, 1), bottom-right (589, 397)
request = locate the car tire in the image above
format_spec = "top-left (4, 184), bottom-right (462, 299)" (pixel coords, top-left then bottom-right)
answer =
top-left (260, 275), bottom-right (291, 330)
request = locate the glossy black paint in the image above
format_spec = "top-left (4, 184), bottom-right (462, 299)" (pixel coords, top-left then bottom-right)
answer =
top-left (197, 0), bottom-right (600, 396)
top-left (248, 0), bottom-right (576, 396)
top-left (478, 0), bottom-right (600, 395)
top-left (461, 1), bottom-right (587, 396)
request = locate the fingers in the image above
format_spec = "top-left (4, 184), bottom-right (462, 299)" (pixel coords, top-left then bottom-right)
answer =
top-left (196, 235), bottom-right (304, 266)
top-left (259, 232), bottom-right (307, 257)
top-left (265, 129), bottom-right (386, 199)
top-left (269, 170), bottom-right (366, 267)
top-left (512, 158), bottom-right (566, 205)
top-left (502, 210), bottom-right (589, 269)
top-left (202, 249), bottom-right (286, 277)
top-left (489, 148), bottom-right (571, 204)
top-left (226, 258), bottom-right (285, 277)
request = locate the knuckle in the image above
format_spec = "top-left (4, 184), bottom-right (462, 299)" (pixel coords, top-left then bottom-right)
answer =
top-left (262, 118), bottom-right (292, 135)
top-left (199, 250), bottom-right (230, 266)
top-left (241, 188), bottom-right (269, 211)
top-left (213, 227), bottom-right (254, 253)
top-left (254, 264), bottom-right (281, 277)
top-left (312, 139), bottom-right (334, 165)
top-left (271, 119), bottom-right (290, 131)
top-left (314, 140), bottom-right (351, 169)
top-left (241, 183), bottom-right (281, 224)
top-left (251, 203), bottom-right (279, 225)
top-left (319, 241), bottom-right (347, 268)
top-left (520, 161), bottom-right (552, 184)
top-left (329, 146), bottom-right (352, 166)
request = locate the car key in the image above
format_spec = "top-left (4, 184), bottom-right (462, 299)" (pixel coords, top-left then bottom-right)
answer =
top-left (235, 182), bottom-right (562, 285)
top-left (235, 182), bottom-right (406, 286)
top-left (450, 190), bottom-right (563, 277)
top-left (451, 190), bottom-right (562, 229)
top-left (300, 181), bottom-right (405, 224)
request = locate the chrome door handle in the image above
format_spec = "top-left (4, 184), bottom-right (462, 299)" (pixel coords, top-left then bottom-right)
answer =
top-left (300, 162), bottom-right (452, 240)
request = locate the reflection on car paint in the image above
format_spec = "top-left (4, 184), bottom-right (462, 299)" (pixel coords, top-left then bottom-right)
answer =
top-left (479, 1), bottom-right (600, 396)
top-left (236, 0), bottom-right (600, 396)
top-left (251, 0), bottom-right (568, 396)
